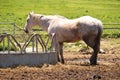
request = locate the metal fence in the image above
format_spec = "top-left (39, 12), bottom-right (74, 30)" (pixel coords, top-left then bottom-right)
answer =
top-left (102, 23), bottom-right (120, 38)
top-left (103, 23), bottom-right (120, 29)
top-left (0, 33), bottom-right (48, 54)
top-left (0, 33), bottom-right (21, 53)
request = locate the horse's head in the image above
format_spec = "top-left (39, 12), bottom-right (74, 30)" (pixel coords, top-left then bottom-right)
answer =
top-left (24, 12), bottom-right (35, 33)
top-left (24, 12), bottom-right (41, 33)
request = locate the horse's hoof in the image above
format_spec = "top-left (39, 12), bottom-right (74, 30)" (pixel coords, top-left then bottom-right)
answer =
top-left (61, 59), bottom-right (65, 64)
top-left (57, 59), bottom-right (60, 62)
top-left (90, 59), bottom-right (97, 65)
top-left (58, 59), bottom-right (60, 62)
top-left (90, 62), bottom-right (97, 65)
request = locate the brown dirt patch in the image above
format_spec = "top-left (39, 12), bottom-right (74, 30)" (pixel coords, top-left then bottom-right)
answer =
top-left (0, 38), bottom-right (120, 80)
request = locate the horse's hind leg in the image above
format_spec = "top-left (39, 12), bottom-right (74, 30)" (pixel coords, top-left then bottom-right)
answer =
top-left (83, 35), bottom-right (100, 65)
top-left (90, 42), bottom-right (100, 65)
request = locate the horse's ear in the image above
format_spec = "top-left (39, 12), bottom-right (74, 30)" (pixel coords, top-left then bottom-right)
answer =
top-left (29, 12), bottom-right (33, 18)
top-left (31, 11), bottom-right (34, 14)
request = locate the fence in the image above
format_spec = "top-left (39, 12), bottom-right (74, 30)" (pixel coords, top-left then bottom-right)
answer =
top-left (102, 23), bottom-right (120, 38)
top-left (103, 23), bottom-right (120, 29)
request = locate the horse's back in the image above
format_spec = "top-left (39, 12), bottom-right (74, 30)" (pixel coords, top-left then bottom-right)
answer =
top-left (77, 16), bottom-right (103, 34)
top-left (78, 16), bottom-right (102, 27)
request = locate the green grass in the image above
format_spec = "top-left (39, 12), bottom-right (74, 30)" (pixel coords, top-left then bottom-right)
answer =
top-left (0, 0), bottom-right (120, 24)
top-left (0, 0), bottom-right (120, 23)
top-left (0, 0), bottom-right (120, 51)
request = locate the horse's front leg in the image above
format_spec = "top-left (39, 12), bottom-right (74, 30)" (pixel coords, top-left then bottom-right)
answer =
top-left (59, 42), bottom-right (65, 64)
top-left (56, 44), bottom-right (60, 62)
top-left (50, 33), bottom-right (60, 62)
top-left (50, 45), bottom-right (60, 62)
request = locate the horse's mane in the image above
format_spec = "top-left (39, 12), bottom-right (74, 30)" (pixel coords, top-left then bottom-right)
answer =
top-left (54, 15), bottom-right (67, 19)
top-left (29, 12), bottom-right (67, 20)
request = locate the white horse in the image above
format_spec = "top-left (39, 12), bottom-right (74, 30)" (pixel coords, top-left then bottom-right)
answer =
top-left (24, 12), bottom-right (103, 65)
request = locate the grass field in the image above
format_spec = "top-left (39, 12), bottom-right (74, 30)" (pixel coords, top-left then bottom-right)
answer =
top-left (0, 0), bottom-right (120, 24)
top-left (0, 0), bottom-right (120, 36)
top-left (0, 0), bottom-right (120, 50)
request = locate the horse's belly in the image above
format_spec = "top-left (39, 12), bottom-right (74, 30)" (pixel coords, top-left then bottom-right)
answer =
top-left (58, 34), bottom-right (81, 43)
top-left (64, 38), bottom-right (81, 42)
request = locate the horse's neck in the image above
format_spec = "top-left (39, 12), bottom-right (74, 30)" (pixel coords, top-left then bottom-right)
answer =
top-left (38, 16), bottom-right (60, 31)
top-left (38, 16), bottom-right (55, 31)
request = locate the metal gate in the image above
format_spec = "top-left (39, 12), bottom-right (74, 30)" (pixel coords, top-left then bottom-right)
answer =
top-left (0, 33), bottom-right (57, 68)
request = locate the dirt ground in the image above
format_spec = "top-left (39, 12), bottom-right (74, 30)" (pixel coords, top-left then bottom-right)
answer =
top-left (0, 38), bottom-right (120, 80)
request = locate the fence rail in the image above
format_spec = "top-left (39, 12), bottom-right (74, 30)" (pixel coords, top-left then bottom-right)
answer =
top-left (103, 23), bottom-right (120, 25)
top-left (103, 28), bottom-right (120, 29)
top-left (103, 23), bottom-right (120, 30)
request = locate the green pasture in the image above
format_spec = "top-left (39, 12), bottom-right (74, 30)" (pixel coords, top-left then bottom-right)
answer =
top-left (0, 0), bottom-right (120, 22)
top-left (0, 0), bottom-right (120, 51)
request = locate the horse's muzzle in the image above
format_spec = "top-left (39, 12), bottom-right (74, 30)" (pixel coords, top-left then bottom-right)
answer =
top-left (24, 29), bottom-right (29, 33)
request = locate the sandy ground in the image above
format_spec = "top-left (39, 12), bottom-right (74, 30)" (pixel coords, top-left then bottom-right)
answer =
top-left (0, 38), bottom-right (120, 80)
